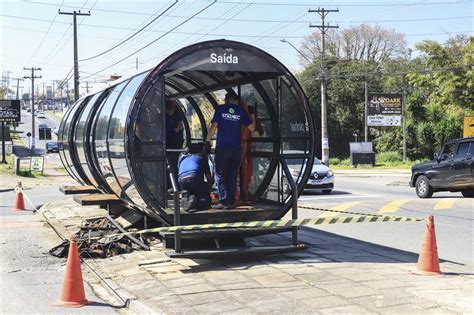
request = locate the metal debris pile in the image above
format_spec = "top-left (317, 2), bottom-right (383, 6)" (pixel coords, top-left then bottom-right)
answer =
top-left (49, 217), bottom-right (150, 259)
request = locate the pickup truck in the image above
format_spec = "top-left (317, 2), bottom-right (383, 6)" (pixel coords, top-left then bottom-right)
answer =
top-left (410, 137), bottom-right (474, 198)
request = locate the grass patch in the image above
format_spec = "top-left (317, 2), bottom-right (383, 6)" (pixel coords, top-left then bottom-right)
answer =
top-left (0, 155), bottom-right (15, 174)
top-left (54, 167), bottom-right (67, 173)
top-left (328, 153), bottom-right (423, 170)
top-left (10, 129), bottom-right (27, 148)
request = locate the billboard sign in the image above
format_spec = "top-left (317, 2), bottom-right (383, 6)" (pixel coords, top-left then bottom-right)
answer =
top-left (464, 116), bottom-right (474, 138)
top-left (0, 100), bottom-right (21, 122)
top-left (367, 93), bottom-right (402, 126)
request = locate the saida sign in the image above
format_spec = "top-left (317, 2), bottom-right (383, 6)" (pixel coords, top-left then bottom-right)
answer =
top-left (464, 116), bottom-right (474, 137)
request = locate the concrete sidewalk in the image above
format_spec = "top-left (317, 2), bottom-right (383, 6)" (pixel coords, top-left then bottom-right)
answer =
top-left (39, 196), bottom-right (473, 314)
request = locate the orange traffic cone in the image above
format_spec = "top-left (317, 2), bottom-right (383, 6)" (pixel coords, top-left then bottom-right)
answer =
top-left (12, 182), bottom-right (26, 211)
top-left (53, 241), bottom-right (92, 307)
top-left (416, 215), bottom-right (442, 275)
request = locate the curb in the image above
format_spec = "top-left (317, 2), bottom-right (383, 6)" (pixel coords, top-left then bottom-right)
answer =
top-left (38, 203), bottom-right (154, 314)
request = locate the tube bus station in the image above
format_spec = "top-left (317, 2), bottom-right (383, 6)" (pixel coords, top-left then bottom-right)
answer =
top-left (58, 40), bottom-right (315, 256)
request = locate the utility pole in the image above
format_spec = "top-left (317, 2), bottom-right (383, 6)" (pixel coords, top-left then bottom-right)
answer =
top-left (136, 57), bottom-right (139, 70)
top-left (59, 10), bottom-right (90, 101)
top-left (364, 77), bottom-right (368, 142)
top-left (23, 67), bottom-right (42, 153)
top-left (83, 81), bottom-right (91, 94)
top-left (309, 7), bottom-right (338, 166)
top-left (3, 71), bottom-right (13, 99)
top-left (402, 85), bottom-right (407, 161)
top-left (12, 78), bottom-right (24, 100)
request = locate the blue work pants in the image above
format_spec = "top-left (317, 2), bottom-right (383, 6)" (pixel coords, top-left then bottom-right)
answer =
top-left (215, 147), bottom-right (241, 206)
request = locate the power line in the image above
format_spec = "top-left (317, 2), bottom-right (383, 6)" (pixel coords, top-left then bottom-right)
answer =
top-left (4, 22), bottom-right (472, 40)
top-left (214, 0), bottom-right (473, 7)
top-left (154, 1), bottom-right (251, 63)
top-left (2, 12), bottom-right (473, 26)
top-left (25, 0), bottom-right (473, 12)
top-left (25, 0), bottom-right (65, 65)
top-left (79, 1), bottom-right (179, 62)
top-left (39, 0), bottom-right (91, 65)
top-left (83, 1), bottom-right (217, 80)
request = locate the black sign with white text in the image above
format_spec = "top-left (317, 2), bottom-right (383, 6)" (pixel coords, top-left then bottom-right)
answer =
top-left (0, 100), bottom-right (21, 122)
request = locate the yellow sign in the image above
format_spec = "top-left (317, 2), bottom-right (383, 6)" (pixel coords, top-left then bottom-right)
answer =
top-left (464, 116), bottom-right (474, 137)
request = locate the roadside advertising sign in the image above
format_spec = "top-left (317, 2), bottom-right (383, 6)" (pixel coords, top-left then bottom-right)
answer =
top-left (463, 116), bottom-right (474, 138)
top-left (367, 93), bottom-right (402, 127)
top-left (0, 100), bottom-right (21, 122)
top-left (30, 156), bottom-right (44, 173)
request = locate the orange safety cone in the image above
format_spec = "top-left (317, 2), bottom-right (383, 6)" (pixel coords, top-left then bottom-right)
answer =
top-left (12, 182), bottom-right (26, 211)
top-left (52, 241), bottom-right (92, 307)
top-left (416, 215), bottom-right (442, 275)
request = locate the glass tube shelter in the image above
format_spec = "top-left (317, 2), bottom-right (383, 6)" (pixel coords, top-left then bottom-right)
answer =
top-left (58, 40), bottom-right (315, 226)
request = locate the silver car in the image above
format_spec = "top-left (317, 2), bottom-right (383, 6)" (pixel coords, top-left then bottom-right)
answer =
top-left (290, 158), bottom-right (335, 194)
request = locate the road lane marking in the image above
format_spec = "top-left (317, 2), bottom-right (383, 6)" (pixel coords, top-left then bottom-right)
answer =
top-left (377, 199), bottom-right (412, 213)
top-left (299, 195), bottom-right (382, 201)
top-left (319, 201), bottom-right (365, 218)
top-left (434, 198), bottom-right (455, 210)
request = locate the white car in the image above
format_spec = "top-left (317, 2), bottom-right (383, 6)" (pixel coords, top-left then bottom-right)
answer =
top-left (290, 158), bottom-right (335, 194)
top-left (37, 112), bottom-right (46, 118)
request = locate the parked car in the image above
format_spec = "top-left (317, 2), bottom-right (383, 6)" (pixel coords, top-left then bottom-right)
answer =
top-left (289, 158), bottom-right (334, 194)
top-left (410, 137), bottom-right (474, 198)
top-left (37, 112), bottom-right (46, 118)
top-left (45, 141), bottom-right (59, 153)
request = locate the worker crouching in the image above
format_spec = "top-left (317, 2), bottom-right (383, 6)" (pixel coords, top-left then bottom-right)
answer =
top-left (177, 143), bottom-right (214, 211)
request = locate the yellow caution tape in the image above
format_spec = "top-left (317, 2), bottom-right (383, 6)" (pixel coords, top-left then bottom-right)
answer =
top-left (75, 213), bottom-right (423, 242)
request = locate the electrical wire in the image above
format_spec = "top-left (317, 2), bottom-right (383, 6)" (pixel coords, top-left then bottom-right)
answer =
top-left (79, 1), bottom-right (179, 62)
top-left (39, 0), bottom-right (91, 65)
top-left (151, 1), bottom-right (252, 64)
top-left (24, 0), bottom-right (473, 13)
top-left (2, 12), bottom-right (473, 26)
top-left (25, 0), bottom-right (65, 65)
top-left (82, 1), bottom-right (217, 80)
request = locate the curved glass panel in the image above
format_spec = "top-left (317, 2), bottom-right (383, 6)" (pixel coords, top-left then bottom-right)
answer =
top-left (58, 102), bottom-right (79, 181)
top-left (86, 88), bottom-right (113, 192)
top-left (74, 92), bottom-right (102, 186)
top-left (108, 72), bottom-right (148, 195)
top-left (59, 99), bottom-right (87, 184)
top-left (94, 81), bottom-right (130, 193)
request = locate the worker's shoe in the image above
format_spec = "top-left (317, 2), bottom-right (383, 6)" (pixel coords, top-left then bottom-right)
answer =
top-left (212, 203), bottom-right (225, 210)
top-left (224, 203), bottom-right (235, 209)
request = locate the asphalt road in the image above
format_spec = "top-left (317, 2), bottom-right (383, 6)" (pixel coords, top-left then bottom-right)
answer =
top-left (296, 174), bottom-right (474, 266)
top-left (0, 188), bottom-right (117, 314)
top-left (17, 110), bottom-right (62, 167)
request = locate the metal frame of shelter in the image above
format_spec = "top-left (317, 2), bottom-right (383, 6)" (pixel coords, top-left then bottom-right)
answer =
top-left (58, 40), bottom-right (316, 255)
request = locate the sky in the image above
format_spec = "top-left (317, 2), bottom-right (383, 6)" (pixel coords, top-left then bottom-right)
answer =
top-left (0, 0), bottom-right (472, 96)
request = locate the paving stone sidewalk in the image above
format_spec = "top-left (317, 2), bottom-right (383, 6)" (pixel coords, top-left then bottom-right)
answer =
top-left (40, 197), bottom-right (473, 314)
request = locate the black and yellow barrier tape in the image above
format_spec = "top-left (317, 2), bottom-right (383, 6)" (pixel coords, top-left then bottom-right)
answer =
top-left (299, 205), bottom-right (388, 218)
top-left (75, 214), bottom-right (423, 242)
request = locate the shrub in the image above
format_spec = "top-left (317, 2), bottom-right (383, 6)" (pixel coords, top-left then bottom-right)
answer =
top-left (376, 151), bottom-right (403, 164)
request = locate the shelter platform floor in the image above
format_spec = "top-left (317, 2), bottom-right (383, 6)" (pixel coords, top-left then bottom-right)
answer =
top-left (163, 200), bottom-right (283, 225)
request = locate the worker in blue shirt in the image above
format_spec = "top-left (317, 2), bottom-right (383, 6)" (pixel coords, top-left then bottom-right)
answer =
top-left (178, 143), bottom-right (213, 210)
top-left (205, 91), bottom-right (255, 209)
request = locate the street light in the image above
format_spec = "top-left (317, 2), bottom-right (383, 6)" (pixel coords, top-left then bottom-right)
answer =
top-left (280, 39), bottom-right (312, 64)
